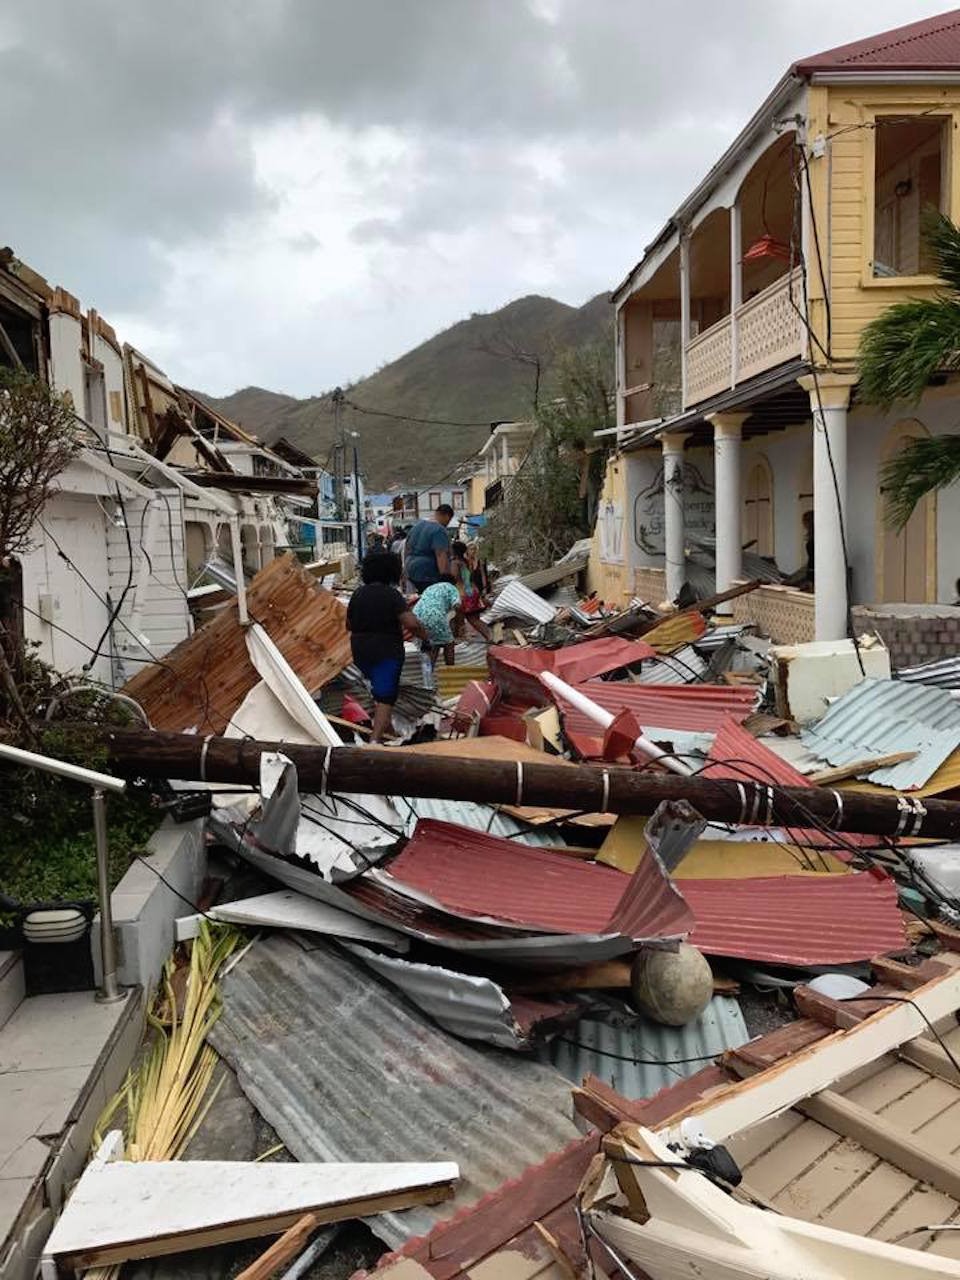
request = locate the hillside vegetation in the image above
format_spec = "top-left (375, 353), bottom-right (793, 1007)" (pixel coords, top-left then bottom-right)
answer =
top-left (200, 292), bottom-right (612, 489)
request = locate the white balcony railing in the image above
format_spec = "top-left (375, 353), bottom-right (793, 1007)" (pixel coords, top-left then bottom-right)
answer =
top-left (684, 268), bottom-right (805, 409)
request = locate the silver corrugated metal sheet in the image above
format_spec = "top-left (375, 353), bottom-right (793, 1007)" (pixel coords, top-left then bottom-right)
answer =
top-left (636, 646), bottom-right (708, 684)
top-left (397, 795), bottom-right (567, 845)
top-left (342, 943), bottom-right (573, 1050)
top-left (802, 676), bottom-right (960, 789)
top-left (518, 553), bottom-right (589, 593)
top-left (483, 581), bottom-right (557, 625)
top-left (896, 655), bottom-right (960, 689)
top-left (693, 625), bottom-right (751, 651)
top-left (210, 934), bottom-right (581, 1246)
top-left (538, 996), bottom-right (748, 1099)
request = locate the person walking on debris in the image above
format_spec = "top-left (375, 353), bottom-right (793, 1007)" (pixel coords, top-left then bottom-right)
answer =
top-left (451, 540), bottom-right (493, 641)
top-left (404, 504), bottom-right (454, 595)
top-left (346, 552), bottom-right (426, 743)
top-left (413, 575), bottom-right (463, 681)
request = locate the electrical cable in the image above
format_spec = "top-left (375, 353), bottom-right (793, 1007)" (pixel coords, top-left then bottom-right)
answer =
top-left (838, 992), bottom-right (960, 1081)
top-left (342, 396), bottom-right (495, 429)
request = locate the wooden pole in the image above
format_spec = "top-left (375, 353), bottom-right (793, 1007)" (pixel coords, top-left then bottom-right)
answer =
top-left (96, 727), bottom-right (960, 841)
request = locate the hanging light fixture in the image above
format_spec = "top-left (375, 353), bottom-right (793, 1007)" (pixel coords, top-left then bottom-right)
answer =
top-left (742, 233), bottom-right (791, 264)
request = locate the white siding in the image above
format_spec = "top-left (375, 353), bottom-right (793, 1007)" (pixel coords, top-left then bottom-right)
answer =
top-left (106, 488), bottom-right (192, 685)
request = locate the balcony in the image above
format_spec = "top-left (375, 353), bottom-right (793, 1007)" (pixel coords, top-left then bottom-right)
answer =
top-left (684, 268), bottom-right (805, 409)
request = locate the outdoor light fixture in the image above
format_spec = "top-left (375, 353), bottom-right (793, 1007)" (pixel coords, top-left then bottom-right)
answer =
top-left (742, 233), bottom-right (791, 263)
top-left (21, 906), bottom-right (89, 945)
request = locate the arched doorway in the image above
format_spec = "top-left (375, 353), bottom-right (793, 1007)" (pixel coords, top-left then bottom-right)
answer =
top-left (878, 420), bottom-right (935, 603)
top-left (743, 457), bottom-right (774, 557)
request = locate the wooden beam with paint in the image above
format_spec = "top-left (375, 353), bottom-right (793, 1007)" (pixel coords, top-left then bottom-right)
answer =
top-left (655, 960), bottom-right (960, 1145)
top-left (41, 1134), bottom-right (458, 1276)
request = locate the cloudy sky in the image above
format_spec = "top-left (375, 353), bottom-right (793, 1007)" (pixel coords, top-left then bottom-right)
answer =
top-left (1, 2), bottom-right (953, 397)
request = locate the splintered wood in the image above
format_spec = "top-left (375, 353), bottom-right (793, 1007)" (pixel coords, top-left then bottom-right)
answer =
top-left (122, 553), bottom-right (350, 733)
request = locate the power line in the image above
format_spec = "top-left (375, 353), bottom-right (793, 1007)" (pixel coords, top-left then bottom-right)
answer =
top-left (342, 395), bottom-right (497, 429)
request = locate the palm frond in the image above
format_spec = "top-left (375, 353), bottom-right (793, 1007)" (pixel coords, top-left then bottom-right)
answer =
top-left (858, 296), bottom-right (960, 407)
top-left (879, 434), bottom-right (960, 529)
top-left (923, 208), bottom-right (960, 293)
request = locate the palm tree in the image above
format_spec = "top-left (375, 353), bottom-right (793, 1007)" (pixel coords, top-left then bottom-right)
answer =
top-left (858, 210), bottom-right (960, 529)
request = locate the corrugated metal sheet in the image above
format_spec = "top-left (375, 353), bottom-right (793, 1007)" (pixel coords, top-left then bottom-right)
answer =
top-left (801, 676), bottom-right (960, 790)
top-left (517, 552), bottom-right (589, 592)
top-left (210, 934), bottom-right (582, 1246)
top-left (553, 680), bottom-right (758, 737)
top-left (380, 818), bottom-right (694, 941)
top-left (343, 943), bottom-right (578, 1050)
top-left (123, 553), bottom-right (351, 733)
top-left (639, 612), bottom-right (707, 653)
top-left (540, 996), bottom-right (748, 1099)
top-left (435, 664), bottom-right (491, 698)
top-left (701, 717), bottom-right (867, 848)
top-left (796, 11), bottom-right (960, 74)
top-left (397, 794), bottom-right (568, 846)
top-left (482, 581), bottom-right (556, 625)
top-left (636, 646), bottom-right (708, 685)
top-left (897, 655), bottom-right (960, 689)
top-left (488, 638), bottom-right (656, 704)
top-left (682, 872), bottom-right (906, 965)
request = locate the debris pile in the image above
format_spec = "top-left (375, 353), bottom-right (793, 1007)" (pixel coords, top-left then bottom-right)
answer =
top-left (39, 548), bottom-right (960, 1278)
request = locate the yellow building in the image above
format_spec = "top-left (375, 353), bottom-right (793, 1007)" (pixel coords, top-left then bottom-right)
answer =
top-left (597, 11), bottom-right (960, 644)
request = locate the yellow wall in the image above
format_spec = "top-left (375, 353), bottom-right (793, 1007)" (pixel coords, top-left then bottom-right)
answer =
top-left (806, 83), bottom-right (960, 366)
top-left (467, 473), bottom-right (486, 516)
top-left (586, 452), bottom-right (630, 604)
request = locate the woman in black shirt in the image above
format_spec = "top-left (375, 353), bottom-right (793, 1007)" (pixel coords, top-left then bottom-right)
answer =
top-left (346, 553), bottom-right (426, 742)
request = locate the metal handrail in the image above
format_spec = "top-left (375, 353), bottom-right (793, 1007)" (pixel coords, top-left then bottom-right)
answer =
top-left (0, 742), bottom-right (126, 1003)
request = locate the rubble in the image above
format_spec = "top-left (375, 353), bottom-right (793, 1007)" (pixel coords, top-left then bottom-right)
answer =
top-left (25, 518), bottom-right (960, 1279)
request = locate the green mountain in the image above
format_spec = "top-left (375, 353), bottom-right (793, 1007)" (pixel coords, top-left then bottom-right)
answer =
top-left (200, 292), bottom-right (612, 490)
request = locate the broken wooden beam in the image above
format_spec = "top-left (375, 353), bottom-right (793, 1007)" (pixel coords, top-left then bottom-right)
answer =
top-left (93, 726), bottom-right (960, 840)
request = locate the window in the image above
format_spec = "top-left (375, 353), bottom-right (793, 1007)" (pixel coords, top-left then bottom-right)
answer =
top-left (452, 490), bottom-right (464, 510)
top-left (429, 491), bottom-right (442, 508)
top-left (873, 116), bottom-right (947, 278)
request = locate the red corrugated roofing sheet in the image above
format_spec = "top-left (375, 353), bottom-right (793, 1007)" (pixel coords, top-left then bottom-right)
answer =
top-left (701, 717), bottom-right (867, 848)
top-left (488, 638), bottom-right (655, 704)
top-left (682, 873), bottom-right (906, 966)
top-left (795, 10), bottom-right (960, 74)
top-left (553, 680), bottom-right (759, 737)
top-left (382, 818), bottom-right (693, 941)
top-left (379, 819), bottom-right (903, 967)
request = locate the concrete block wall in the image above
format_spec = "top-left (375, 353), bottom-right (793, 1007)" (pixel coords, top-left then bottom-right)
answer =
top-left (91, 817), bottom-right (206, 992)
top-left (852, 604), bottom-right (960, 669)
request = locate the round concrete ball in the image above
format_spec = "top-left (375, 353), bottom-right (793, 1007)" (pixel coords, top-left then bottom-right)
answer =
top-left (630, 944), bottom-right (713, 1027)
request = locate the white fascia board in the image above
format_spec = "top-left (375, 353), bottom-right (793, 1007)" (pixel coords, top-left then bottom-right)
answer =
top-left (811, 71), bottom-right (960, 85)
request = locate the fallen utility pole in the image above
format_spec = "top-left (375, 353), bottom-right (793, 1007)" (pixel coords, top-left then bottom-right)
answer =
top-left (97, 727), bottom-right (960, 841)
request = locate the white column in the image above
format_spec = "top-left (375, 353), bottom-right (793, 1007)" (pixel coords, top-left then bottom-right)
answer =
top-left (615, 304), bottom-right (627, 429)
top-left (679, 231), bottom-right (691, 409)
top-left (661, 433), bottom-right (686, 601)
top-left (730, 201), bottom-right (742, 387)
top-left (707, 412), bottom-right (747, 612)
top-left (799, 374), bottom-right (856, 641)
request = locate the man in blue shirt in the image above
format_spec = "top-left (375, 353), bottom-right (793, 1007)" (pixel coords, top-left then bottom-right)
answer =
top-left (404, 503), bottom-right (454, 595)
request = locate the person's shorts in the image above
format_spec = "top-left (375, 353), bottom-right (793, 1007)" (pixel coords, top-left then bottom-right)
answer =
top-left (408, 580), bottom-right (434, 597)
top-left (357, 655), bottom-right (402, 705)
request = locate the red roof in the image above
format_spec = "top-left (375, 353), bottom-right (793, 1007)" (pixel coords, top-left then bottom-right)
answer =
top-left (487, 638), bottom-right (655, 704)
top-left (795, 9), bottom-right (960, 75)
top-left (552, 680), bottom-right (759, 738)
top-left (382, 818), bottom-right (693, 940)
top-left (682, 873), bottom-right (906, 966)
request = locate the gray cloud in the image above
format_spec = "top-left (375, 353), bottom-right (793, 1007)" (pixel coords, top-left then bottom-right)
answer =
top-left (0, 1), bottom-right (953, 392)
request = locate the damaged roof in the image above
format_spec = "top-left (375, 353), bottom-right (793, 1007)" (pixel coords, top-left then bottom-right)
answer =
top-left (209, 934), bottom-right (583, 1248)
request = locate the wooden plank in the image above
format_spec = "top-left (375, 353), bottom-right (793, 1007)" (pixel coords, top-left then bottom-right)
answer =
top-left (43, 1143), bottom-right (458, 1272)
top-left (739, 1118), bottom-right (839, 1199)
top-left (728, 1019), bottom-right (829, 1071)
top-left (726, 1110), bottom-right (804, 1169)
top-left (654, 963), bottom-right (960, 1144)
top-left (809, 752), bottom-right (916, 785)
top-left (772, 1135), bottom-right (877, 1222)
top-left (871, 956), bottom-right (950, 991)
top-left (817, 1161), bottom-right (914, 1237)
top-left (843, 1059), bottom-right (927, 1111)
top-left (872, 1184), bottom-right (959, 1247)
top-left (798, 1089), bottom-right (960, 1202)
top-left (899, 1036), bottom-right (960, 1086)
top-left (235, 1212), bottom-right (322, 1280)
